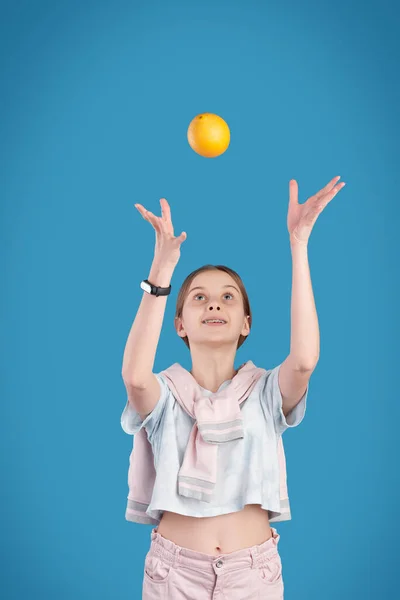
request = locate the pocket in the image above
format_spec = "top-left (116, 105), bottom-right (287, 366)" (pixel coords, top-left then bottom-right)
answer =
top-left (144, 553), bottom-right (173, 585)
top-left (257, 550), bottom-right (283, 585)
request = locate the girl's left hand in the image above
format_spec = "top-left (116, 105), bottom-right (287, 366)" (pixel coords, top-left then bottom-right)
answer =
top-left (287, 175), bottom-right (346, 245)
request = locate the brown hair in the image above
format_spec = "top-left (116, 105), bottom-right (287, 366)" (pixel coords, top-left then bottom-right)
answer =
top-left (174, 264), bottom-right (252, 350)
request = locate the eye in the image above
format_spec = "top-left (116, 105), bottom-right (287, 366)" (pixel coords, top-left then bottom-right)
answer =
top-left (194, 293), bottom-right (234, 300)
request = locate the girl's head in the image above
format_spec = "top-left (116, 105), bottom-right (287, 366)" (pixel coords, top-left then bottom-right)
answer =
top-left (174, 265), bottom-right (252, 351)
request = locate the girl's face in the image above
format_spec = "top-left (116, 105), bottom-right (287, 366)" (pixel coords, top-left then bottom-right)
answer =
top-left (175, 270), bottom-right (250, 348)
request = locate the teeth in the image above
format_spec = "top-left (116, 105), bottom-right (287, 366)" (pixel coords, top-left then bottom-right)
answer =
top-left (204, 320), bottom-right (226, 323)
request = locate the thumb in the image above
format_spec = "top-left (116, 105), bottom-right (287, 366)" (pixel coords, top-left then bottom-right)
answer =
top-left (289, 179), bottom-right (298, 207)
top-left (178, 231), bottom-right (187, 243)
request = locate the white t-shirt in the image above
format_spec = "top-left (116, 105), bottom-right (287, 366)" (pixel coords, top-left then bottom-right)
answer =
top-left (120, 364), bottom-right (308, 522)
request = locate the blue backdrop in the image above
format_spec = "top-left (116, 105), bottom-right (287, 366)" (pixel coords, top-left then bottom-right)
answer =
top-left (1, 0), bottom-right (398, 598)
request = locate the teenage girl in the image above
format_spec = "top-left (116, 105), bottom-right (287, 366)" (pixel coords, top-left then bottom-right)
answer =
top-left (121, 176), bottom-right (346, 599)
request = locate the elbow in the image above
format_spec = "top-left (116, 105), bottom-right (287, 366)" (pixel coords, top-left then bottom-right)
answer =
top-left (121, 369), bottom-right (144, 389)
top-left (298, 357), bottom-right (319, 372)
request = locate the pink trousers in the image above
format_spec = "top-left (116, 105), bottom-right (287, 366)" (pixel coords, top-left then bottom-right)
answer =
top-left (142, 526), bottom-right (284, 599)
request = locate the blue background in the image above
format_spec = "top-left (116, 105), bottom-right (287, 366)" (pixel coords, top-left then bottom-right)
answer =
top-left (1, 0), bottom-right (398, 597)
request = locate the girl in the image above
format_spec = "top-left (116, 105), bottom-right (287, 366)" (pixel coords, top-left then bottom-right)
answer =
top-left (121, 176), bottom-right (346, 599)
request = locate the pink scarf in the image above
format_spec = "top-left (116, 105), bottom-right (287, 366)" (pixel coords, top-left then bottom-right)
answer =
top-left (125, 360), bottom-right (291, 525)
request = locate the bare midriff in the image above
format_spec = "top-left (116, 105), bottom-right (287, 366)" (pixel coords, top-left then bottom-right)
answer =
top-left (156, 504), bottom-right (273, 556)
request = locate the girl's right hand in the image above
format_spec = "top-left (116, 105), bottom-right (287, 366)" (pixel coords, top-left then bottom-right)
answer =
top-left (134, 198), bottom-right (187, 268)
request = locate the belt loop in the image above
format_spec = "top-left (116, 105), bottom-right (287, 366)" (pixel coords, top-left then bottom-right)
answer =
top-left (271, 527), bottom-right (280, 546)
top-left (249, 545), bottom-right (258, 568)
top-left (173, 545), bottom-right (181, 568)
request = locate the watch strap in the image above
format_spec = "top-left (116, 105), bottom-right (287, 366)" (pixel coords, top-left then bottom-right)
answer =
top-left (142, 279), bottom-right (171, 297)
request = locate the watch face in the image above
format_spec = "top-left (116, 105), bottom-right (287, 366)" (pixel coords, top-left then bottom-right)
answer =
top-left (140, 281), bottom-right (152, 293)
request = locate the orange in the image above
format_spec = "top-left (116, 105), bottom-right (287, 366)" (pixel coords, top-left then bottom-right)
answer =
top-left (187, 113), bottom-right (230, 158)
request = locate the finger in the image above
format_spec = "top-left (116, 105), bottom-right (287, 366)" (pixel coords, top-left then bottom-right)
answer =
top-left (320, 181), bottom-right (346, 206)
top-left (136, 204), bottom-right (162, 234)
top-left (135, 203), bottom-right (148, 218)
top-left (160, 198), bottom-right (172, 222)
top-left (160, 198), bottom-right (174, 235)
top-left (173, 231), bottom-right (187, 245)
top-left (311, 181), bottom-right (346, 215)
top-left (145, 210), bottom-right (163, 233)
top-left (289, 179), bottom-right (298, 206)
top-left (135, 203), bottom-right (158, 225)
top-left (316, 175), bottom-right (341, 199)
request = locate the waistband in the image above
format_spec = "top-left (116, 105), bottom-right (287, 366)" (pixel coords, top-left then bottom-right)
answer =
top-left (149, 526), bottom-right (281, 575)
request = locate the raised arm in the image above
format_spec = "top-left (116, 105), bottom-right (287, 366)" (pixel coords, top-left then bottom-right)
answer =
top-left (121, 198), bottom-right (186, 419)
top-left (279, 176), bottom-right (346, 415)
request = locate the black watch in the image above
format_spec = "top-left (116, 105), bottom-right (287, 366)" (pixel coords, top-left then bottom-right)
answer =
top-left (140, 279), bottom-right (171, 297)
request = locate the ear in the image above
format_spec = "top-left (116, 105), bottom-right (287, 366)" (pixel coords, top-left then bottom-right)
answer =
top-left (174, 316), bottom-right (187, 339)
top-left (241, 315), bottom-right (251, 337)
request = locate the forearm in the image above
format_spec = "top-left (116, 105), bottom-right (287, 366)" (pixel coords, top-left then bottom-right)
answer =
top-left (288, 240), bottom-right (320, 370)
top-left (121, 260), bottom-right (175, 386)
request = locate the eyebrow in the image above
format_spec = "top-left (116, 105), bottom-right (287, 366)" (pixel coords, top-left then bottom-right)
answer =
top-left (188, 285), bottom-right (240, 295)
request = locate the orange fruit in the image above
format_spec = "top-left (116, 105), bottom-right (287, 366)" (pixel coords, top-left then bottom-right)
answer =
top-left (187, 113), bottom-right (230, 158)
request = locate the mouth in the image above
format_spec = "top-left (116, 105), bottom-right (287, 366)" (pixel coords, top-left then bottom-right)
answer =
top-left (202, 319), bottom-right (227, 326)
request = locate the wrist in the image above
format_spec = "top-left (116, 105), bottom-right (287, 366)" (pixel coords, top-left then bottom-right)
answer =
top-left (290, 235), bottom-right (309, 250)
top-left (148, 261), bottom-right (175, 287)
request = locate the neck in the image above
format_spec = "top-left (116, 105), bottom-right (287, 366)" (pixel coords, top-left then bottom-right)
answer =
top-left (189, 344), bottom-right (239, 393)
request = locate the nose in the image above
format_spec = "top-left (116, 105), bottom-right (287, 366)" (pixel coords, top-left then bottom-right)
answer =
top-left (207, 305), bottom-right (221, 311)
